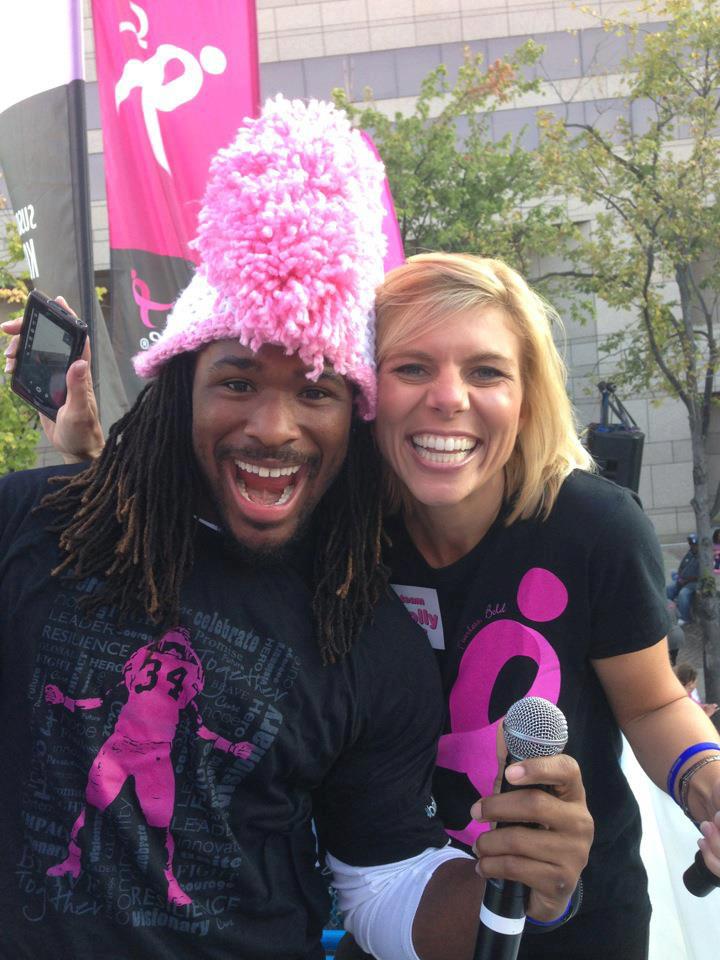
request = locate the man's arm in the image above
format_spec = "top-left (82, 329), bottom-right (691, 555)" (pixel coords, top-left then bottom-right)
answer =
top-left (332, 754), bottom-right (592, 960)
top-left (417, 756), bottom-right (591, 959)
top-left (412, 859), bottom-right (482, 960)
top-left (2, 305), bottom-right (104, 462)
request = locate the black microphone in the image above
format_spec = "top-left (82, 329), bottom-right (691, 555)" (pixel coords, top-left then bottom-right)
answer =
top-left (683, 849), bottom-right (720, 897)
top-left (473, 696), bottom-right (569, 960)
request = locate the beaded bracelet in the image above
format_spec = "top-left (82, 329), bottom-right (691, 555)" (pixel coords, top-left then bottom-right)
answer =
top-left (666, 742), bottom-right (720, 801)
top-left (525, 879), bottom-right (583, 934)
top-left (679, 754), bottom-right (720, 826)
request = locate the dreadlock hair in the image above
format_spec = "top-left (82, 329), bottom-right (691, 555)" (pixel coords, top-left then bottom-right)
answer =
top-left (312, 417), bottom-right (388, 664)
top-left (40, 354), bottom-right (387, 664)
top-left (41, 353), bottom-right (199, 628)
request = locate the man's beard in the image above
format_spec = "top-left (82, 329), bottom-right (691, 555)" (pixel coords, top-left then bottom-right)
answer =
top-left (202, 469), bottom-right (320, 568)
top-left (215, 508), bottom-right (315, 567)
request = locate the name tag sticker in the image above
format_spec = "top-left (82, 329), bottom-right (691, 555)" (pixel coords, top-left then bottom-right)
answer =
top-left (391, 584), bottom-right (445, 650)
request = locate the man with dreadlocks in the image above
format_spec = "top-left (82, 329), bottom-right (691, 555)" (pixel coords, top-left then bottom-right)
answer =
top-left (0, 97), bottom-right (489, 960)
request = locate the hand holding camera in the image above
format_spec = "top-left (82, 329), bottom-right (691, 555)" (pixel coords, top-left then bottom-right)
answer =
top-left (2, 293), bottom-right (104, 461)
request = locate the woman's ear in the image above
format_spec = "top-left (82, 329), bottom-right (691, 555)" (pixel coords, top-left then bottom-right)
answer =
top-left (517, 401), bottom-right (528, 434)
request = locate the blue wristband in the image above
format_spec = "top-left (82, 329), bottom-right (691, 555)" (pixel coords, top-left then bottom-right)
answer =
top-left (667, 742), bottom-right (720, 801)
top-left (526, 897), bottom-right (573, 927)
top-left (525, 880), bottom-right (583, 933)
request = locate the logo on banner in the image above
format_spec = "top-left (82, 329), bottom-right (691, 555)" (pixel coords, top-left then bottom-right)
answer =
top-left (131, 268), bottom-right (174, 348)
top-left (391, 584), bottom-right (445, 650)
top-left (14, 204), bottom-right (39, 280)
top-left (114, 2), bottom-right (228, 175)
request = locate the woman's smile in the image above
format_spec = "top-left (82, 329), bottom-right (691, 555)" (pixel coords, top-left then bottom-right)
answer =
top-left (409, 433), bottom-right (479, 465)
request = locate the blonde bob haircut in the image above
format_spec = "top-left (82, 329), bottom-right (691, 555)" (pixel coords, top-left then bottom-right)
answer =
top-left (374, 252), bottom-right (594, 524)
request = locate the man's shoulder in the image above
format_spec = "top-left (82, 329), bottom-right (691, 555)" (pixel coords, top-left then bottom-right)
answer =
top-left (0, 463), bottom-right (86, 546)
top-left (355, 587), bottom-right (439, 674)
top-left (0, 462), bottom-right (86, 503)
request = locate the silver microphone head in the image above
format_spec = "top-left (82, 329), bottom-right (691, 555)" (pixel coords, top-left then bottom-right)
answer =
top-left (502, 696), bottom-right (568, 762)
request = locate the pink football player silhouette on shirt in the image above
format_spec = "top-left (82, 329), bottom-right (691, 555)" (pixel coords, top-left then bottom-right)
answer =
top-left (44, 627), bottom-right (252, 907)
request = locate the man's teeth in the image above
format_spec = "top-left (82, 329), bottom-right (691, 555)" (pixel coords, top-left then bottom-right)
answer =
top-left (237, 478), bottom-right (294, 506)
top-left (412, 434), bottom-right (477, 462)
top-left (235, 460), bottom-right (301, 479)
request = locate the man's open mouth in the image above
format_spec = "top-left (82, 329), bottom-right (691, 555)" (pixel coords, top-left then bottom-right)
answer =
top-left (234, 459), bottom-right (304, 507)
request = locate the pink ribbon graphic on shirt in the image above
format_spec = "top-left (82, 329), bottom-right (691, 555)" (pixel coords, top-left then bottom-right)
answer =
top-left (438, 567), bottom-right (567, 845)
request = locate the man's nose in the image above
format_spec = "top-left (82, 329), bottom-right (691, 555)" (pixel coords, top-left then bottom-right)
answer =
top-left (244, 394), bottom-right (302, 447)
top-left (426, 370), bottom-right (470, 416)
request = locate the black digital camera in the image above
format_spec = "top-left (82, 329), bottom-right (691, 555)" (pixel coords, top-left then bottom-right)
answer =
top-left (10, 291), bottom-right (88, 421)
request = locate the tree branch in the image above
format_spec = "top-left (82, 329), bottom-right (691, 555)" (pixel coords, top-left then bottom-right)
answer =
top-left (637, 240), bottom-right (688, 404)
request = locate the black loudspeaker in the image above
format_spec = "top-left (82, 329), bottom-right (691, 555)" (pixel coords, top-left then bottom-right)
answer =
top-left (586, 425), bottom-right (645, 493)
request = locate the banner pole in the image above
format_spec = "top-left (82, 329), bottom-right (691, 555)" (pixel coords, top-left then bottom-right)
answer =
top-left (66, 0), bottom-right (100, 404)
top-left (66, 77), bottom-right (100, 396)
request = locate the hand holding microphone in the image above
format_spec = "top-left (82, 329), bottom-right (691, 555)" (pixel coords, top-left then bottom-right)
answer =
top-left (472, 697), bottom-right (594, 960)
top-left (683, 773), bottom-right (720, 897)
top-left (684, 848), bottom-right (720, 896)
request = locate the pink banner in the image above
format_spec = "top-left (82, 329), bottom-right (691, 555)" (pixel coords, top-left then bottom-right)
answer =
top-left (91, 0), bottom-right (259, 400)
top-left (92, 0), bottom-right (259, 262)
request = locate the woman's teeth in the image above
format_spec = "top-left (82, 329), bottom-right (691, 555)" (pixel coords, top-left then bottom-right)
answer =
top-left (411, 435), bottom-right (477, 463)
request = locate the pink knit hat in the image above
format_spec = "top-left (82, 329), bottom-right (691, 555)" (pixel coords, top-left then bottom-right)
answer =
top-left (132, 95), bottom-right (387, 418)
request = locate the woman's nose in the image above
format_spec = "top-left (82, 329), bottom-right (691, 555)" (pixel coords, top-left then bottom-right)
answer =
top-left (426, 370), bottom-right (470, 416)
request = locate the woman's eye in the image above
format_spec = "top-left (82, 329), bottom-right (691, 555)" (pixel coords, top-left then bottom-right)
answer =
top-left (471, 366), bottom-right (505, 381)
top-left (394, 364), bottom-right (427, 377)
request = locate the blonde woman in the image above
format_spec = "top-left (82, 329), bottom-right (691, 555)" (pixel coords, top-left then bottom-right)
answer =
top-left (367, 253), bottom-right (720, 959)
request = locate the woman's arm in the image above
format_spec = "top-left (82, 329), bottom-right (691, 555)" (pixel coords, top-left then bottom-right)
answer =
top-left (593, 639), bottom-right (720, 866)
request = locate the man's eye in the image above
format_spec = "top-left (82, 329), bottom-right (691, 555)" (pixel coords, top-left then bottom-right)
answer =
top-left (301, 388), bottom-right (330, 400)
top-left (224, 380), bottom-right (253, 393)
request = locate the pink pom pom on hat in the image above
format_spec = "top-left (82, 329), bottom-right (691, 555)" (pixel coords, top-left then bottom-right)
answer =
top-left (132, 95), bottom-right (388, 419)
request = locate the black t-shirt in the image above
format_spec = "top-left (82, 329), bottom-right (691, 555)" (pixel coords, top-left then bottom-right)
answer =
top-left (0, 465), bottom-right (447, 960)
top-left (386, 470), bottom-right (670, 957)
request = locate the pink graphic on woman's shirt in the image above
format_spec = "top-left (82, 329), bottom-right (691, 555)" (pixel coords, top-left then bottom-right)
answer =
top-left (516, 567), bottom-right (568, 622)
top-left (437, 567), bottom-right (567, 845)
top-left (44, 627), bottom-right (252, 907)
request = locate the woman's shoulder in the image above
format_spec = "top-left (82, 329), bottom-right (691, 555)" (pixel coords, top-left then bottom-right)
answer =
top-left (556, 468), bottom-right (643, 513)
top-left (546, 469), bottom-right (651, 543)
